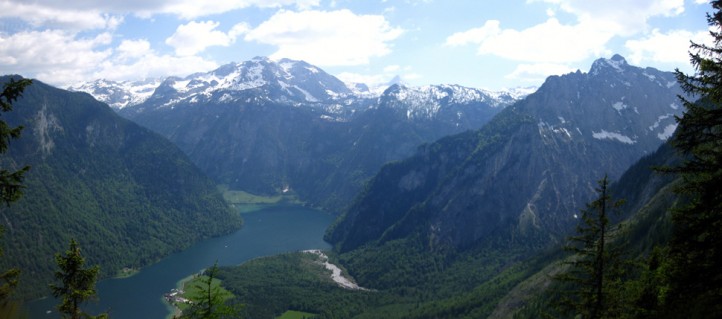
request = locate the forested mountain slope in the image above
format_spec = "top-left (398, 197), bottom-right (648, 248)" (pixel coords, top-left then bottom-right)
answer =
top-left (0, 76), bottom-right (241, 299)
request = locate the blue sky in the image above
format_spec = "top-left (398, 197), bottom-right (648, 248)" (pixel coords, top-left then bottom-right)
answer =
top-left (0, 0), bottom-right (713, 90)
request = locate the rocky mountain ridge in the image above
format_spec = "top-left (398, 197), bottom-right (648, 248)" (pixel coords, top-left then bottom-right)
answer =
top-left (328, 54), bottom-right (685, 254)
top-left (70, 57), bottom-right (533, 122)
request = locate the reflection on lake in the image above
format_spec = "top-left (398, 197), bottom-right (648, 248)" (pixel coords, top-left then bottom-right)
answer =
top-left (27, 205), bottom-right (333, 319)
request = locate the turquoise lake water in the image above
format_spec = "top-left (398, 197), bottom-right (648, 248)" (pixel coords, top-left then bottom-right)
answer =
top-left (26, 205), bottom-right (333, 319)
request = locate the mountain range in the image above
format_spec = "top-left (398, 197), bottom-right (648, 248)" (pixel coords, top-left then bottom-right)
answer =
top-left (71, 57), bottom-right (531, 211)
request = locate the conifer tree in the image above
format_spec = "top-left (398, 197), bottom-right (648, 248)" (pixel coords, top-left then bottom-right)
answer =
top-left (555, 176), bottom-right (625, 319)
top-left (0, 77), bottom-right (32, 205)
top-left (0, 77), bottom-right (31, 315)
top-left (50, 239), bottom-right (106, 319)
top-left (665, 1), bottom-right (722, 316)
top-left (181, 262), bottom-right (241, 319)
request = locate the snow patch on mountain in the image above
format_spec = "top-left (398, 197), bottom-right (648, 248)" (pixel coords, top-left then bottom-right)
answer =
top-left (657, 123), bottom-right (678, 140)
top-left (592, 130), bottom-right (636, 144)
top-left (590, 54), bottom-right (629, 76)
top-left (649, 113), bottom-right (674, 131)
top-left (612, 101), bottom-right (627, 113)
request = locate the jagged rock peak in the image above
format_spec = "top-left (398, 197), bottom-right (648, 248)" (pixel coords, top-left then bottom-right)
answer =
top-left (590, 54), bottom-right (631, 75)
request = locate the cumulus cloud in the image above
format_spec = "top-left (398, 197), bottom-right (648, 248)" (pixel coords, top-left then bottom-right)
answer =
top-left (93, 53), bottom-right (218, 82)
top-left (116, 39), bottom-right (152, 60)
top-left (534, 0), bottom-right (685, 36)
top-left (0, 30), bottom-right (112, 85)
top-left (0, 2), bottom-right (122, 31)
top-left (165, 20), bottom-right (247, 56)
top-left (0, 29), bottom-right (218, 86)
top-left (625, 29), bottom-right (710, 65)
top-left (446, 18), bottom-right (612, 63)
top-left (244, 9), bottom-right (403, 66)
top-left (447, 0), bottom-right (690, 85)
top-left (0, 0), bottom-right (320, 21)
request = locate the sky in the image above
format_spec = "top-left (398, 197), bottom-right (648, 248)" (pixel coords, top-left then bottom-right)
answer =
top-left (0, 0), bottom-right (714, 91)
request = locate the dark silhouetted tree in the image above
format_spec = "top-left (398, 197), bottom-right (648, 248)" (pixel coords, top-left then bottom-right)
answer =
top-left (0, 77), bottom-right (32, 205)
top-left (50, 239), bottom-right (106, 319)
top-left (664, 1), bottom-right (722, 316)
top-left (555, 176), bottom-right (626, 319)
top-left (0, 77), bottom-right (31, 317)
top-left (180, 262), bottom-right (242, 319)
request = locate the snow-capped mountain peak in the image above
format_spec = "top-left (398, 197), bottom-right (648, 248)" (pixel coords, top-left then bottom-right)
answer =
top-left (379, 83), bottom-right (533, 119)
top-left (590, 54), bottom-right (631, 76)
top-left (145, 57), bottom-right (354, 107)
top-left (68, 78), bottom-right (164, 109)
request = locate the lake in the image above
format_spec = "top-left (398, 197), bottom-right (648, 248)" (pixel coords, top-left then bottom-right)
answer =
top-left (26, 205), bottom-right (333, 319)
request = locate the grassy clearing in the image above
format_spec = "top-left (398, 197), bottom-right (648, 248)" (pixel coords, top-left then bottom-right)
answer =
top-left (114, 267), bottom-right (139, 279)
top-left (218, 185), bottom-right (302, 213)
top-left (277, 310), bottom-right (318, 319)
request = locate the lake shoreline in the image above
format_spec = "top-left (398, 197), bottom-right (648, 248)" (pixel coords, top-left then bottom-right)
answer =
top-left (25, 205), bottom-right (333, 319)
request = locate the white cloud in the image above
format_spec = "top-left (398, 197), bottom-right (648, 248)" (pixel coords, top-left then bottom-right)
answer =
top-left (383, 65), bottom-right (401, 72)
top-left (445, 20), bottom-right (502, 46)
top-left (447, 18), bottom-right (612, 63)
top-left (244, 9), bottom-right (403, 66)
top-left (336, 64), bottom-right (418, 88)
top-left (165, 20), bottom-right (245, 56)
top-left (447, 0), bottom-right (690, 71)
top-left (625, 29), bottom-right (710, 65)
top-left (116, 39), bottom-right (152, 60)
top-left (506, 63), bottom-right (576, 81)
top-left (0, 30), bottom-right (112, 86)
top-left (534, 0), bottom-right (684, 36)
top-left (0, 29), bottom-right (218, 87)
top-left (0, 2), bottom-right (122, 31)
top-left (93, 53), bottom-right (218, 82)
top-left (148, 0), bottom-right (321, 19)
top-left (0, 0), bottom-right (320, 21)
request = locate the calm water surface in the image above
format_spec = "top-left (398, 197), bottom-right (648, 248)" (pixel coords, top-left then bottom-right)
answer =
top-left (27, 205), bottom-right (333, 319)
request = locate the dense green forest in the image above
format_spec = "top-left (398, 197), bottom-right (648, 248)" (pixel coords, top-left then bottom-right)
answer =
top-left (0, 76), bottom-right (242, 300)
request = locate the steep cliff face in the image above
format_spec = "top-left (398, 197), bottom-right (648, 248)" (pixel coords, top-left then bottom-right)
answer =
top-left (328, 55), bottom-right (684, 253)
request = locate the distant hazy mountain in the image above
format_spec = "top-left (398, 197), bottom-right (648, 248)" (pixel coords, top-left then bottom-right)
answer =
top-left (0, 76), bottom-right (241, 299)
top-left (327, 54), bottom-right (684, 258)
top-left (112, 57), bottom-right (529, 211)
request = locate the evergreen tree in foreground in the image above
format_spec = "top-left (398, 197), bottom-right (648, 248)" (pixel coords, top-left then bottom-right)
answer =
top-left (0, 77), bottom-right (32, 316)
top-left (50, 239), bottom-right (106, 319)
top-left (180, 262), bottom-right (242, 319)
top-left (0, 77), bottom-right (32, 206)
top-left (555, 176), bottom-right (626, 319)
top-left (665, 0), bottom-right (722, 316)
